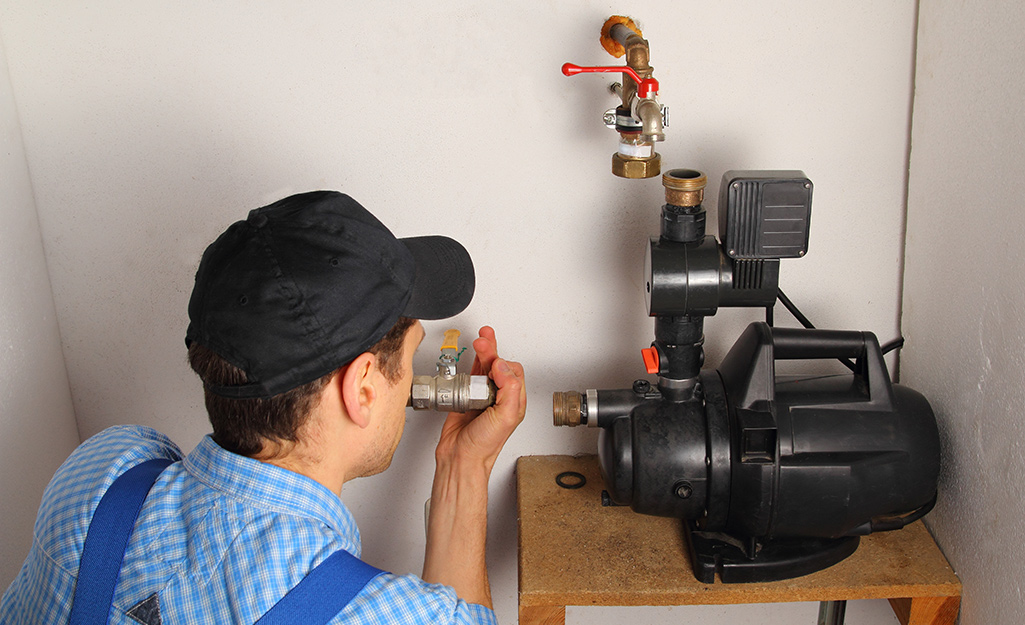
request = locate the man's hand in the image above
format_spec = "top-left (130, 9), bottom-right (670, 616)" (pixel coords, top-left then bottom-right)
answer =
top-left (422, 326), bottom-right (525, 608)
top-left (436, 326), bottom-right (526, 474)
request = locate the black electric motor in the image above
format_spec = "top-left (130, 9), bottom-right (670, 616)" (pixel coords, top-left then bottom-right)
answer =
top-left (553, 169), bottom-right (940, 583)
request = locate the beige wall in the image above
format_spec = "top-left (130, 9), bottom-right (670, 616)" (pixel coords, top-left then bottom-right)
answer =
top-left (0, 35), bottom-right (80, 584)
top-left (902, 2), bottom-right (1025, 623)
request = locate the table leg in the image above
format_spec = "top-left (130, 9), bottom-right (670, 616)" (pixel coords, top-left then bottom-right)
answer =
top-left (888, 596), bottom-right (961, 625)
top-left (519, 605), bottom-right (566, 625)
top-left (818, 600), bottom-right (846, 625)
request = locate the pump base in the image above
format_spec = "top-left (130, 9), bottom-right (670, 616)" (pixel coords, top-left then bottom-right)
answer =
top-left (684, 525), bottom-right (860, 583)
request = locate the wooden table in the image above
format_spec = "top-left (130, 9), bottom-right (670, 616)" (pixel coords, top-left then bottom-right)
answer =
top-left (517, 455), bottom-right (961, 625)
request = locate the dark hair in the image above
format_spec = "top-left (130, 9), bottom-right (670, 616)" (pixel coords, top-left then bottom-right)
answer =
top-left (188, 316), bottom-right (418, 457)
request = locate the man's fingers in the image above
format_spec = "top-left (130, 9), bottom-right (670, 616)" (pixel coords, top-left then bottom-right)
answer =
top-left (490, 358), bottom-right (527, 425)
top-left (470, 327), bottom-right (499, 376)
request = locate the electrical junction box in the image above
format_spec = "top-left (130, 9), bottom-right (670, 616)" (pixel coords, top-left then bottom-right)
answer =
top-left (718, 170), bottom-right (812, 260)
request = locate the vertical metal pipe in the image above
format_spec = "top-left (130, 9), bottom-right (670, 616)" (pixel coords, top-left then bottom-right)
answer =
top-left (817, 600), bottom-right (847, 625)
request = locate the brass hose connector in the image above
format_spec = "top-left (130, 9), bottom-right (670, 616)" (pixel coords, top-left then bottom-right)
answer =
top-left (663, 169), bottom-right (706, 207)
top-left (553, 391), bottom-right (585, 426)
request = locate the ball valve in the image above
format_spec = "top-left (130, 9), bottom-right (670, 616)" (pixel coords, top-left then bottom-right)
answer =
top-left (562, 16), bottom-right (667, 179)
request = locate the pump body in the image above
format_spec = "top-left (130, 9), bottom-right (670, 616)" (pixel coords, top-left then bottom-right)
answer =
top-left (592, 322), bottom-right (939, 581)
top-left (554, 169), bottom-right (941, 582)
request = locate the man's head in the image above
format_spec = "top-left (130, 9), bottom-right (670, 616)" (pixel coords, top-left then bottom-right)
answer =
top-left (188, 316), bottom-right (419, 457)
top-left (185, 191), bottom-right (474, 456)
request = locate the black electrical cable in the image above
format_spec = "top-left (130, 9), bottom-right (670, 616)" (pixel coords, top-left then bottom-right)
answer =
top-left (880, 337), bottom-right (905, 355)
top-left (870, 493), bottom-right (937, 532)
top-left (777, 289), bottom-right (816, 330)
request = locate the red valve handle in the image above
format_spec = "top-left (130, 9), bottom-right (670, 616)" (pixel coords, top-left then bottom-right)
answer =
top-left (641, 346), bottom-right (660, 375)
top-left (562, 62), bottom-right (659, 98)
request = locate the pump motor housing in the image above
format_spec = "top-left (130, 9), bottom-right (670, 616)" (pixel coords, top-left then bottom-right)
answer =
top-left (594, 322), bottom-right (940, 582)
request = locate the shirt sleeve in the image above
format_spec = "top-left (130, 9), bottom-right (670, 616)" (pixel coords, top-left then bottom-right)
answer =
top-left (1, 425), bottom-right (183, 624)
top-left (335, 572), bottom-right (498, 625)
top-left (33, 425), bottom-right (183, 572)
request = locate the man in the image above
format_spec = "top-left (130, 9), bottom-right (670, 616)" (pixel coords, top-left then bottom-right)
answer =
top-left (1, 191), bottom-right (526, 624)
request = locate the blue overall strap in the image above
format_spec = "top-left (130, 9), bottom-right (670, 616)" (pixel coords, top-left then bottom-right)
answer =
top-left (255, 549), bottom-right (385, 625)
top-left (69, 458), bottom-right (173, 625)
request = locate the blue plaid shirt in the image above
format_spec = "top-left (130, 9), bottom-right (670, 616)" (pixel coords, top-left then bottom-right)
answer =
top-left (1, 425), bottom-right (496, 624)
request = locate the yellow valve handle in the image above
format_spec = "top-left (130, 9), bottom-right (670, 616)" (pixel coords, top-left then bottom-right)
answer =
top-left (441, 329), bottom-right (461, 352)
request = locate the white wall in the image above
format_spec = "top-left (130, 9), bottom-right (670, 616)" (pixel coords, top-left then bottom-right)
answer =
top-left (1, 2), bottom-right (916, 622)
top-left (902, 2), bottom-right (1025, 624)
top-left (0, 33), bottom-right (80, 584)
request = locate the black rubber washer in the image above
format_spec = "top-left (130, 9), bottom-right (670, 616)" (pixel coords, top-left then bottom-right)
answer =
top-left (556, 471), bottom-right (587, 489)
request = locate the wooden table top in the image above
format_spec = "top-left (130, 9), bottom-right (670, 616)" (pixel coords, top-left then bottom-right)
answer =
top-left (517, 454), bottom-right (961, 609)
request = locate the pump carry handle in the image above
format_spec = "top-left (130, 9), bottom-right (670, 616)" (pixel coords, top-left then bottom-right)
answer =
top-left (718, 322), bottom-right (895, 412)
top-left (770, 327), bottom-right (868, 361)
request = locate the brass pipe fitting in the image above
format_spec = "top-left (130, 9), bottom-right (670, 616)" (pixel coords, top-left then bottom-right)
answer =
top-left (595, 15), bottom-right (663, 179)
top-left (553, 391), bottom-right (585, 427)
top-left (663, 169), bottom-right (706, 207)
top-left (624, 35), bottom-right (652, 82)
top-left (613, 152), bottom-right (661, 179)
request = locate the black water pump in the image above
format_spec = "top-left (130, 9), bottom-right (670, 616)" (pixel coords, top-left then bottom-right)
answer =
top-left (553, 169), bottom-right (940, 583)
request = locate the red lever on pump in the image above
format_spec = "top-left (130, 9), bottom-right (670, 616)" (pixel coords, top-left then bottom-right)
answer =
top-left (641, 346), bottom-right (660, 374)
top-left (562, 62), bottom-right (659, 98)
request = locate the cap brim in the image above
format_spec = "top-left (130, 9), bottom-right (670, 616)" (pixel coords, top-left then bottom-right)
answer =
top-left (400, 236), bottom-right (475, 320)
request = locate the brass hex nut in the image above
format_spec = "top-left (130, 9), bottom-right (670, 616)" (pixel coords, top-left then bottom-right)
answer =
top-left (613, 152), bottom-right (661, 179)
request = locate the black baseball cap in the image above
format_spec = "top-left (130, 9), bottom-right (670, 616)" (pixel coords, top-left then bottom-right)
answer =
top-left (185, 191), bottom-right (474, 399)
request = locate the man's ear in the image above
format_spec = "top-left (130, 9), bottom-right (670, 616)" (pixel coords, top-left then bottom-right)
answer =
top-left (341, 352), bottom-right (377, 429)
